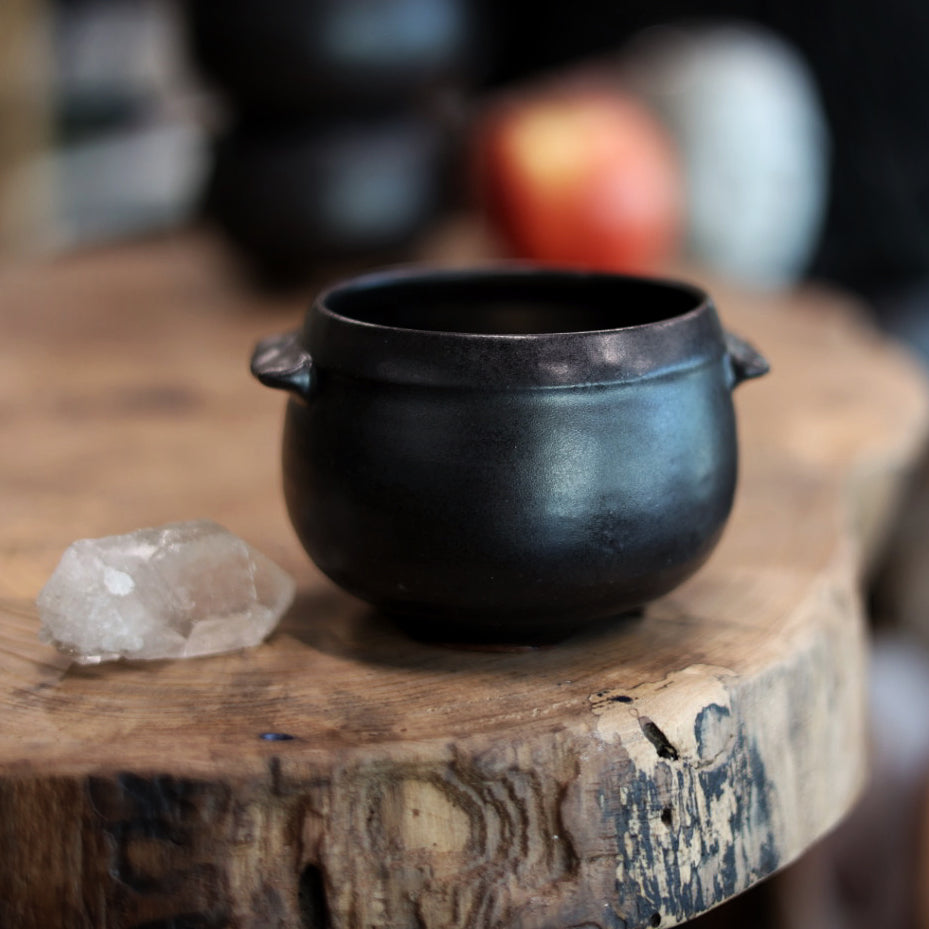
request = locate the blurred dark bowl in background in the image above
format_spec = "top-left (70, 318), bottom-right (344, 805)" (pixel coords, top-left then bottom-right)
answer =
top-left (186, 0), bottom-right (473, 118)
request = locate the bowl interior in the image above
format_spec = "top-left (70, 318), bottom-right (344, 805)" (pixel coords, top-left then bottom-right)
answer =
top-left (323, 273), bottom-right (703, 335)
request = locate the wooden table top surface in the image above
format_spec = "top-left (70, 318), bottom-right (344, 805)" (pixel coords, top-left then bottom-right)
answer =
top-left (1, 227), bottom-right (927, 929)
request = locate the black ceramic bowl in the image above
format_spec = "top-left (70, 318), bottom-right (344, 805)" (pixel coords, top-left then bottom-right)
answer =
top-left (252, 267), bottom-right (768, 643)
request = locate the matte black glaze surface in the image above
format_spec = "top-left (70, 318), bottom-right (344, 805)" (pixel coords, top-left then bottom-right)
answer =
top-left (252, 268), bottom-right (768, 643)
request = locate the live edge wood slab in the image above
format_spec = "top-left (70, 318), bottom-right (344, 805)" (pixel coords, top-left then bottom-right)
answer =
top-left (0, 231), bottom-right (927, 929)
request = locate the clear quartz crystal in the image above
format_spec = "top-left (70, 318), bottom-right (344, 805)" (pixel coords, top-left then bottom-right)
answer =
top-left (36, 520), bottom-right (296, 663)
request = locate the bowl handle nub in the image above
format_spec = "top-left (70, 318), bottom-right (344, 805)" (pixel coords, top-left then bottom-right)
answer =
top-left (250, 332), bottom-right (315, 401)
top-left (724, 330), bottom-right (770, 388)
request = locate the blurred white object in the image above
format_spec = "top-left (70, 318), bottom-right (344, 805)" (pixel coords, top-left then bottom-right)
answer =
top-left (51, 119), bottom-right (207, 249)
top-left (621, 23), bottom-right (830, 289)
top-left (50, 0), bottom-right (212, 248)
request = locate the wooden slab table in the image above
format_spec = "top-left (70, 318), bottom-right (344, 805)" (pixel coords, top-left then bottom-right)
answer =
top-left (1, 233), bottom-right (927, 929)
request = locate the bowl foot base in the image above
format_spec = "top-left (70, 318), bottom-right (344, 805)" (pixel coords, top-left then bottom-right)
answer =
top-left (387, 606), bottom-right (646, 649)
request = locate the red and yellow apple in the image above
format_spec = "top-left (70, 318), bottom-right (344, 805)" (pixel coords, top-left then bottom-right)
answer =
top-left (474, 86), bottom-right (683, 273)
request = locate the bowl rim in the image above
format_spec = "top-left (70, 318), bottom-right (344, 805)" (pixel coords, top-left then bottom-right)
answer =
top-left (305, 265), bottom-right (725, 389)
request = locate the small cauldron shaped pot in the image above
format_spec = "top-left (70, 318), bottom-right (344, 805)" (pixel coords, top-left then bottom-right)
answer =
top-left (252, 268), bottom-right (768, 643)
